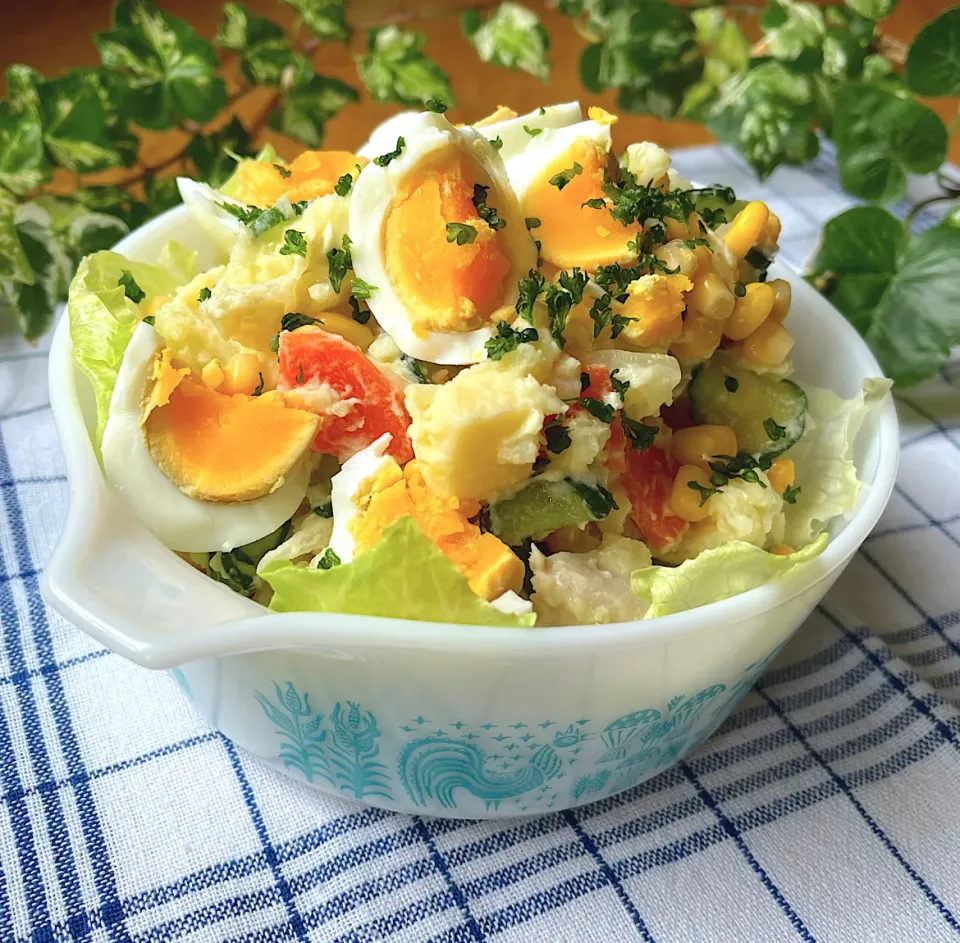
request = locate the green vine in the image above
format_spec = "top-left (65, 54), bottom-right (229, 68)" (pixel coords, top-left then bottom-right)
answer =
top-left (0, 0), bottom-right (958, 385)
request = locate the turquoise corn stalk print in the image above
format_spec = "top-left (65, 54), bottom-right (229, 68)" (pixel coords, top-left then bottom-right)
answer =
top-left (327, 702), bottom-right (392, 800)
top-left (254, 682), bottom-right (332, 785)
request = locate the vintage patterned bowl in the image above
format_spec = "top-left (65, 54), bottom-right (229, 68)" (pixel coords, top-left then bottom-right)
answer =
top-left (42, 206), bottom-right (898, 818)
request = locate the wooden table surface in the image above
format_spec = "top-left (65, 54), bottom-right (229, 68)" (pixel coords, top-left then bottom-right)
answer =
top-left (2, 0), bottom-right (957, 180)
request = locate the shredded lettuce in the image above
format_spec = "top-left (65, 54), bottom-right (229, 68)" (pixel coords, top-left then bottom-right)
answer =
top-left (631, 534), bottom-right (828, 618)
top-left (261, 516), bottom-right (536, 627)
top-left (68, 245), bottom-right (196, 448)
top-left (782, 378), bottom-right (891, 548)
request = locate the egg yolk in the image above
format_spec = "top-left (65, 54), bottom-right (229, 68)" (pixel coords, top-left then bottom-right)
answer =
top-left (522, 139), bottom-right (641, 272)
top-left (383, 150), bottom-right (512, 334)
top-left (229, 151), bottom-right (365, 207)
top-left (602, 273), bottom-right (692, 350)
top-left (348, 459), bottom-right (524, 600)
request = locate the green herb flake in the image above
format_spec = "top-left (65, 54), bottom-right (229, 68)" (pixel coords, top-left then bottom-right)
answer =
top-left (142, 315), bottom-right (155, 326)
top-left (545, 283), bottom-right (572, 348)
top-left (724, 375), bottom-right (739, 393)
top-left (326, 233), bottom-right (353, 293)
top-left (523, 125), bottom-right (543, 136)
top-left (471, 184), bottom-right (506, 231)
top-left (314, 502), bottom-right (334, 518)
top-left (279, 229), bottom-right (308, 258)
top-left (543, 418), bottom-right (571, 454)
top-left (579, 397), bottom-right (615, 424)
top-left (763, 417), bottom-right (787, 441)
top-left (425, 99), bottom-right (448, 113)
top-left (349, 296), bottom-right (371, 324)
top-left (515, 270), bottom-right (545, 320)
top-left (734, 281), bottom-right (747, 298)
top-left (274, 163), bottom-right (292, 179)
top-left (782, 483), bottom-right (801, 505)
top-left (351, 277), bottom-right (377, 300)
top-left (252, 372), bottom-right (265, 396)
top-left (489, 136), bottom-right (504, 151)
top-left (610, 369), bottom-right (630, 398)
top-left (334, 173), bottom-right (353, 197)
top-left (622, 416), bottom-right (658, 451)
top-left (296, 361), bottom-right (305, 385)
top-left (688, 480), bottom-right (722, 507)
top-left (373, 136), bottom-right (406, 167)
top-left (446, 222), bottom-right (478, 245)
top-left (549, 162), bottom-right (583, 191)
top-left (581, 198), bottom-right (606, 210)
top-left (198, 286), bottom-right (212, 303)
top-left (580, 371), bottom-right (590, 393)
top-left (485, 320), bottom-right (539, 360)
top-left (317, 547), bottom-right (341, 569)
top-left (525, 217), bottom-right (541, 230)
top-left (118, 270), bottom-right (145, 304)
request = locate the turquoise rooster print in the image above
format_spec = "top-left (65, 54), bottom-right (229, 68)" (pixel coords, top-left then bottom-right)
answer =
top-left (398, 737), bottom-right (563, 810)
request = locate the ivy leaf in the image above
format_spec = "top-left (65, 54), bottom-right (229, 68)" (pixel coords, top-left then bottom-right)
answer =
top-left (0, 189), bottom-right (32, 286)
top-left (73, 186), bottom-right (151, 230)
top-left (216, 3), bottom-right (292, 86)
top-left (0, 109), bottom-right (48, 195)
top-left (269, 57), bottom-right (359, 147)
top-left (833, 82), bottom-right (947, 203)
top-left (760, 0), bottom-right (825, 65)
top-left (281, 0), bottom-right (350, 43)
top-left (708, 61), bottom-right (819, 179)
top-left (810, 206), bottom-right (960, 385)
top-left (35, 73), bottom-right (126, 174)
top-left (33, 195), bottom-right (129, 267)
top-left (95, 0), bottom-right (227, 131)
top-left (358, 26), bottom-right (455, 107)
top-left (462, 3), bottom-right (551, 81)
top-left (5, 64), bottom-right (44, 114)
top-left (905, 7), bottom-right (960, 97)
top-left (187, 115), bottom-right (251, 187)
top-left (681, 9), bottom-right (749, 119)
top-left (843, 0), bottom-right (897, 19)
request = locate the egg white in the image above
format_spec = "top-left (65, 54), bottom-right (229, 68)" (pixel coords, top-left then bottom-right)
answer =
top-left (356, 110), bottom-right (421, 160)
top-left (349, 111), bottom-right (537, 365)
top-left (101, 323), bottom-right (312, 553)
top-left (505, 119), bottom-right (613, 203)
top-left (477, 102), bottom-right (583, 163)
top-left (489, 590), bottom-right (533, 616)
top-left (327, 433), bottom-right (395, 565)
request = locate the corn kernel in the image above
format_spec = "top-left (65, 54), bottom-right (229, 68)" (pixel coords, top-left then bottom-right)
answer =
top-left (201, 359), bottom-right (224, 391)
top-left (671, 425), bottom-right (738, 470)
top-left (693, 245), bottom-right (713, 275)
top-left (724, 282), bottom-right (774, 341)
top-left (762, 212), bottom-right (781, 245)
top-left (769, 278), bottom-right (792, 322)
top-left (690, 271), bottom-right (735, 322)
top-left (544, 523), bottom-right (603, 554)
top-left (767, 457), bottom-right (795, 496)
top-left (143, 294), bottom-right (170, 319)
top-left (654, 240), bottom-right (698, 278)
top-left (220, 353), bottom-right (262, 396)
top-left (668, 464), bottom-right (715, 523)
top-left (741, 320), bottom-right (795, 367)
top-left (669, 309), bottom-right (723, 361)
top-left (313, 313), bottom-right (374, 351)
top-left (769, 544), bottom-right (794, 556)
top-left (725, 201), bottom-right (770, 259)
top-left (665, 217), bottom-right (689, 241)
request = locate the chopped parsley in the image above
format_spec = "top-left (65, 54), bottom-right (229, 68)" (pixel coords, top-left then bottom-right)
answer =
top-left (316, 548), bottom-right (341, 569)
top-left (538, 106), bottom-right (546, 115)
top-left (745, 248), bottom-right (771, 281)
top-left (326, 234), bottom-right (353, 293)
top-left (446, 222), bottom-right (478, 245)
top-left (580, 371), bottom-right (590, 392)
top-left (349, 296), bottom-right (371, 324)
top-left (610, 369), bottom-right (630, 398)
top-left (543, 418), bottom-right (571, 454)
top-left (549, 162), bottom-right (583, 191)
top-left (489, 136), bottom-right (503, 151)
top-left (118, 270), bottom-right (145, 304)
top-left (734, 281), bottom-right (746, 298)
top-left (688, 480), bottom-right (722, 507)
top-left (782, 483), bottom-right (801, 505)
top-left (334, 173), bottom-right (353, 196)
top-left (314, 502), bottom-right (334, 518)
top-left (708, 451), bottom-right (770, 489)
top-left (351, 277), bottom-right (377, 300)
top-left (425, 99), bottom-right (448, 113)
top-left (523, 125), bottom-right (542, 136)
top-left (558, 267), bottom-right (588, 304)
top-left (142, 315), bottom-right (155, 326)
top-left (252, 372), bottom-right (265, 396)
top-left (545, 283), bottom-right (572, 348)
top-left (274, 163), bottom-right (291, 178)
top-left (525, 217), bottom-right (541, 230)
top-left (402, 354), bottom-right (429, 384)
top-left (724, 375), bottom-right (739, 393)
top-left (296, 361), bottom-right (305, 385)
top-left (373, 137), bottom-right (405, 167)
top-left (269, 312), bottom-right (321, 351)
top-left (485, 320), bottom-right (538, 361)
top-left (622, 416), bottom-right (658, 451)
top-left (588, 293), bottom-right (636, 340)
top-left (471, 184), bottom-right (506, 231)
top-left (515, 270), bottom-right (545, 320)
top-left (579, 397), bottom-right (615, 424)
top-left (763, 417), bottom-right (787, 441)
top-left (197, 286), bottom-right (212, 303)
top-left (279, 229), bottom-right (308, 258)
top-left (570, 481), bottom-right (619, 518)
top-left (581, 198), bottom-right (606, 210)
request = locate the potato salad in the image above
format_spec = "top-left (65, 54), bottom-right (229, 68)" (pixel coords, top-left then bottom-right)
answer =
top-left (68, 101), bottom-right (888, 627)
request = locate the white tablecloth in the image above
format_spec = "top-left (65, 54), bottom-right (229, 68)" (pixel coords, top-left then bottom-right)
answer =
top-left (1, 142), bottom-right (959, 942)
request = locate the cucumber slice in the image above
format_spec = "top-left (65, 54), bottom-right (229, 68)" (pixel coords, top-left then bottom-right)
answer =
top-left (689, 362), bottom-right (807, 457)
top-left (488, 478), bottom-right (617, 547)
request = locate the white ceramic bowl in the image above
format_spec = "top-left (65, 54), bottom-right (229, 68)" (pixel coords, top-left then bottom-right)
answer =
top-left (42, 205), bottom-right (898, 818)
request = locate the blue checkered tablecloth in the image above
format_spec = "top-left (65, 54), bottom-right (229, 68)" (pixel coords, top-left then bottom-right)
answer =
top-left (1, 142), bottom-right (959, 942)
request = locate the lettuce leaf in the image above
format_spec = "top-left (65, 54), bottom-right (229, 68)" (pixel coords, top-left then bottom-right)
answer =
top-left (261, 516), bottom-right (536, 627)
top-left (632, 535), bottom-right (828, 618)
top-left (782, 378), bottom-right (891, 548)
top-left (68, 245), bottom-right (195, 448)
